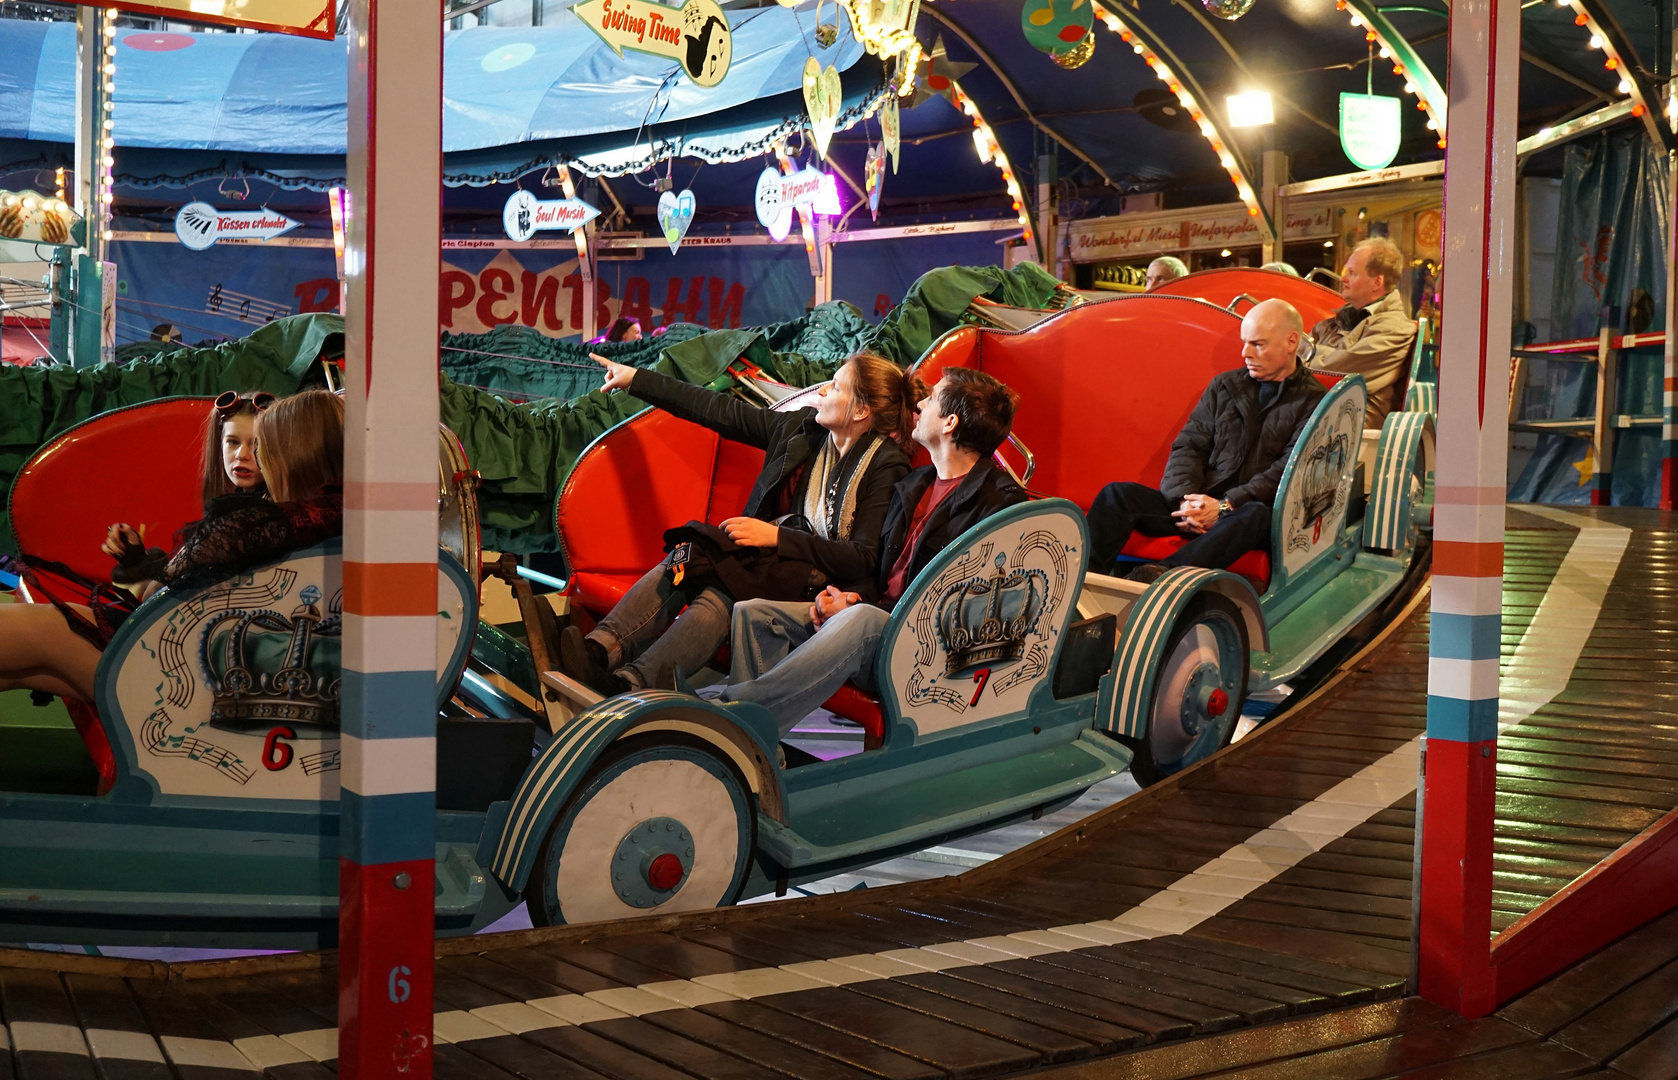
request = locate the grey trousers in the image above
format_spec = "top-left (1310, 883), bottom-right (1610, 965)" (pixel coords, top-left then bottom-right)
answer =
top-left (721, 598), bottom-right (889, 736)
top-left (587, 554), bottom-right (732, 690)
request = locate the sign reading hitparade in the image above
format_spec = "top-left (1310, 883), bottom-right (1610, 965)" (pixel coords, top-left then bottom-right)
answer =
top-left (502, 190), bottom-right (602, 243)
top-left (174, 202), bottom-right (300, 251)
top-left (755, 166), bottom-right (826, 242)
top-left (572, 0), bottom-right (732, 87)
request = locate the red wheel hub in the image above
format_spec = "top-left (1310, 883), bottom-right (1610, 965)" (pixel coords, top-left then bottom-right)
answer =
top-left (647, 853), bottom-right (685, 891)
top-left (1206, 688), bottom-right (1230, 717)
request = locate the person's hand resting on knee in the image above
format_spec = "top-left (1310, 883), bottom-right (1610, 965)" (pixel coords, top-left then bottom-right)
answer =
top-left (810, 585), bottom-right (862, 629)
top-left (1172, 495), bottom-right (1221, 536)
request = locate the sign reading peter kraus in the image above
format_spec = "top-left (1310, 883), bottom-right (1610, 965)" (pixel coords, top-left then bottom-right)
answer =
top-left (1065, 203), bottom-right (1337, 263)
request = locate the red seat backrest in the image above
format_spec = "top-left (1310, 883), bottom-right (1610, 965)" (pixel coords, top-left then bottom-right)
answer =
top-left (1152, 267), bottom-right (1345, 330)
top-left (555, 407), bottom-right (765, 612)
top-left (913, 295), bottom-right (1246, 509)
top-left (12, 397), bottom-right (212, 585)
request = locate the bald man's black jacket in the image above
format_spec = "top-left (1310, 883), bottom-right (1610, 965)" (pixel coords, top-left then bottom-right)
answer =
top-left (1159, 361), bottom-right (1326, 509)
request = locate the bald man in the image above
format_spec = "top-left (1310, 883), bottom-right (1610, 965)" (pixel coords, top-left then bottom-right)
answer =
top-left (1087, 298), bottom-right (1327, 578)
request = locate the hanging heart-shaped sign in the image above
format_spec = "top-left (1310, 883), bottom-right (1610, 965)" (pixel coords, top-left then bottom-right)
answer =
top-left (881, 94), bottom-right (901, 173)
top-left (865, 145), bottom-right (884, 220)
top-left (657, 188), bottom-right (696, 253)
top-left (803, 58), bottom-right (842, 158)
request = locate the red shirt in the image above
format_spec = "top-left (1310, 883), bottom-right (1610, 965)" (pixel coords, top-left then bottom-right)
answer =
top-left (885, 475), bottom-right (961, 601)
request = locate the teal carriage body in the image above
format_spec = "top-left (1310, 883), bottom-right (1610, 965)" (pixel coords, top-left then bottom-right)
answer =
top-left (0, 295), bottom-right (1433, 944)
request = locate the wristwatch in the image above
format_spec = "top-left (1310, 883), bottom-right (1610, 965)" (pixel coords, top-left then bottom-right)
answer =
top-left (1217, 498), bottom-right (1233, 518)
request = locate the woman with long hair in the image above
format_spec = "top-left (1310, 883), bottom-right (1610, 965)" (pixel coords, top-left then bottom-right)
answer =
top-left (559, 351), bottom-right (921, 694)
top-left (0, 389), bottom-right (344, 704)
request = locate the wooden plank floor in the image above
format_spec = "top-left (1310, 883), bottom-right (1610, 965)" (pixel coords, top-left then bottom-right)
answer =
top-left (5, 507), bottom-right (1678, 1080)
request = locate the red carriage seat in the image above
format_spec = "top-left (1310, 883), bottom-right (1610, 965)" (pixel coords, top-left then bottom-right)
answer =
top-left (1151, 266), bottom-right (1346, 331)
top-left (9, 397), bottom-right (217, 795)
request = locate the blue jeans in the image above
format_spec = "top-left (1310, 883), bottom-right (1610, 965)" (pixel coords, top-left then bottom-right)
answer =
top-left (588, 555), bottom-right (732, 691)
top-left (721, 599), bottom-right (890, 736)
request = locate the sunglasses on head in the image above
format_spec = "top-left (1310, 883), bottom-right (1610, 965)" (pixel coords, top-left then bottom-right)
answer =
top-left (214, 391), bottom-right (277, 416)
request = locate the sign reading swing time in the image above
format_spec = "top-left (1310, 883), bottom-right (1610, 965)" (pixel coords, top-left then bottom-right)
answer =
top-left (64, 0), bottom-right (332, 38)
top-left (572, 0), bottom-right (733, 86)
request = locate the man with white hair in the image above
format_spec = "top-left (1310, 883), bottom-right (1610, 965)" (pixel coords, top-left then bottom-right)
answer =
top-left (1144, 255), bottom-right (1189, 292)
top-left (1310, 236), bottom-right (1416, 427)
top-left (1087, 298), bottom-right (1326, 578)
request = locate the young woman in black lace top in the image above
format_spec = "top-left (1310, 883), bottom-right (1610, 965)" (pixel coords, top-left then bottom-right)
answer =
top-left (1, 389), bottom-right (344, 704)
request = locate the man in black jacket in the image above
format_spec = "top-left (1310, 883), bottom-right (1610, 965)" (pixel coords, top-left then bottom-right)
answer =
top-left (721, 368), bottom-right (1026, 735)
top-left (1088, 298), bottom-right (1326, 577)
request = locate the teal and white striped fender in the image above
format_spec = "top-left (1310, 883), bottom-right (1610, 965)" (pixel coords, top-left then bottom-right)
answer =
top-left (1100, 568), bottom-right (1264, 741)
top-left (1364, 409), bottom-right (1434, 554)
top-left (489, 692), bottom-right (783, 892)
top-left (1404, 380), bottom-right (1437, 417)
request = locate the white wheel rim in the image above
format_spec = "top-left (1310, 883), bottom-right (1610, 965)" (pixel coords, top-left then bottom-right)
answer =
top-left (1150, 623), bottom-right (1228, 767)
top-left (552, 757), bottom-right (743, 925)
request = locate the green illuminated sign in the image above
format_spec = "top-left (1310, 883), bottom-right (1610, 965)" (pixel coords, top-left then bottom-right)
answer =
top-left (1340, 93), bottom-right (1402, 171)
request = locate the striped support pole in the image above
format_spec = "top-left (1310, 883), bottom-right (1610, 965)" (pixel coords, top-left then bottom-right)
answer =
top-left (338, 0), bottom-right (442, 1073)
top-left (1662, 142), bottom-right (1677, 509)
top-left (1420, 0), bottom-right (1518, 1018)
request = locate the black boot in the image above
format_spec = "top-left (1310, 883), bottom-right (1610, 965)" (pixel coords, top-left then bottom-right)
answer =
top-left (560, 626), bottom-right (629, 696)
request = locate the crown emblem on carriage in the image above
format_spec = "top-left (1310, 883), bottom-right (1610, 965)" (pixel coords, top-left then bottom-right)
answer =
top-left (935, 554), bottom-right (1049, 676)
top-left (201, 600), bottom-right (342, 734)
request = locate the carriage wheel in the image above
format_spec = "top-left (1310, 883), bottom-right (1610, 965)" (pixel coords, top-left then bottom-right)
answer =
top-left (525, 733), bottom-right (755, 927)
top-left (1130, 593), bottom-right (1249, 788)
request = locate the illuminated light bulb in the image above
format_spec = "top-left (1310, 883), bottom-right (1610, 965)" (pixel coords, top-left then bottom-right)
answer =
top-left (102, 22), bottom-right (115, 35)
top-left (1349, 13), bottom-right (1362, 25)
top-left (105, 44), bottom-right (115, 56)
top-left (102, 137), bottom-right (113, 148)
top-left (1538, 126), bottom-right (1553, 137)
top-left (1132, 43), bottom-right (1144, 53)
top-left (1378, 47), bottom-right (1390, 58)
top-left (1588, 34), bottom-right (1601, 47)
top-left (1404, 81), bottom-right (1417, 93)
top-left (1366, 30), bottom-right (1376, 41)
top-left (102, 62), bottom-right (115, 74)
top-left (103, 118), bottom-right (113, 129)
top-left (1169, 82), bottom-right (1182, 94)
top-left (103, 229), bottom-right (113, 240)
top-left (1437, 137), bottom-right (1446, 148)
top-left (101, 154), bottom-right (113, 166)
top-left (21, 196), bottom-right (37, 210)
top-left (1120, 29), bottom-right (1132, 40)
top-left (1219, 153), bottom-right (1235, 167)
top-left (1335, 0), bottom-right (1346, 8)
top-left (1618, 79), bottom-right (1631, 93)
top-left (1425, 118), bottom-right (1437, 130)
top-left (1633, 103), bottom-right (1646, 116)
top-left (1417, 100), bottom-right (1427, 110)
top-left (1575, 12), bottom-right (1587, 23)
top-left (1605, 57), bottom-right (1617, 69)
top-left (1247, 206), bottom-right (1259, 217)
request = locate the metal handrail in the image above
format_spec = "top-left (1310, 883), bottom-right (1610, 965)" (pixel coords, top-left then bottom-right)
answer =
top-left (1227, 293), bottom-right (1259, 314)
top-left (993, 431), bottom-right (1036, 487)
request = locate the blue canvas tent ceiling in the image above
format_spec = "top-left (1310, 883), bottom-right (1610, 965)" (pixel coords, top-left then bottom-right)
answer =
top-left (0, 0), bottom-right (1663, 214)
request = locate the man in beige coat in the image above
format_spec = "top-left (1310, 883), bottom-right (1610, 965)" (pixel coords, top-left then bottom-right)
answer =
top-left (1310, 237), bottom-right (1417, 428)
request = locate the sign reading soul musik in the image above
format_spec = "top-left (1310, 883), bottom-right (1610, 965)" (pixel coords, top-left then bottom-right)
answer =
top-left (502, 190), bottom-right (601, 243)
top-left (1065, 203), bottom-right (1336, 263)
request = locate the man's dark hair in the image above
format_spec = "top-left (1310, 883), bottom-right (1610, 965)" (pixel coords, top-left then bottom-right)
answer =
top-left (937, 367), bottom-right (1018, 457)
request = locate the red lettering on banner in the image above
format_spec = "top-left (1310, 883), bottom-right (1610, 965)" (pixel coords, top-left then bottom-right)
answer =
top-left (620, 276), bottom-right (653, 332)
top-left (708, 278), bottom-right (743, 329)
top-left (476, 268), bottom-right (517, 327)
top-left (295, 277), bottom-right (340, 314)
top-left (440, 270), bottom-right (476, 328)
top-left (563, 272), bottom-right (584, 330)
top-left (594, 280), bottom-right (615, 332)
top-left (875, 294), bottom-right (893, 317)
top-left (662, 276), bottom-right (706, 326)
top-left (520, 271), bottom-right (563, 331)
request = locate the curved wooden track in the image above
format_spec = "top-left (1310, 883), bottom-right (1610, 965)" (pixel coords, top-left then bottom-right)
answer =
top-left (5, 506), bottom-right (1678, 1079)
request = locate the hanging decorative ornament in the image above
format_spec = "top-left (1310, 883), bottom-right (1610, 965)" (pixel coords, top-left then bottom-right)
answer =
top-left (1051, 33), bottom-right (1095, 68)
top-left (864, 144), bottom-right (885, 219)
top-left (1201, 0), bottom-right (1255, 20)
top-left (1021, 0), bottom-right (1094, 66)
top-left (802, 57), bottom-right (843, 158)
top-left (881, 94), bottom-right (901, 173)
top-left (657, 188), bottom-right (697, 253)
top-left (909, 35), bottom-right (976, 107)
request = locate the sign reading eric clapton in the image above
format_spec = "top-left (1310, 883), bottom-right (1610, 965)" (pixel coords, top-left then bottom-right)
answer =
top-left (1066, 203), bottom-right (1336, 263)
top-left (175, 203), bottom-right (301, 251)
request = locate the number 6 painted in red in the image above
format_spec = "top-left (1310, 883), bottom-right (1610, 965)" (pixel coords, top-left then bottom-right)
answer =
top-left (263, 726), bottom-right (296, 771)
top-left (970, 668), bottom-right (992, 707)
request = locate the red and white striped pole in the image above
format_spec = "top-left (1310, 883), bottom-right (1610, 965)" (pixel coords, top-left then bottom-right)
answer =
top-left (1419, 0), bottom-right (1518, 1017)
top-left (338, 0), bottom-right (442, 1073)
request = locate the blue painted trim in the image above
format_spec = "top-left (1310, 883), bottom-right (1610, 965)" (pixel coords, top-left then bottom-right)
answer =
top-left (343, 671), bottom-right (440, 740)
top-left (1425, 694), bottom-right (1500, 742)
top-left (341, 789), bottom-right (436, 866)
top-left (1429, 612), bottom-right (1502, 660)
top-left (491, 692), bottom-right (780, 892)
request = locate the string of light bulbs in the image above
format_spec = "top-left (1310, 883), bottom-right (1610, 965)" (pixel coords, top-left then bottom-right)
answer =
top-left (1548, 0), bottom-right (1653, 123)
top-left (1337, 0), bottom-right (1446, 147)
top-left (944, 82), bottom-right (1035, 248)
top-left (98, 8), bottom-right (117, 243)
top-left (1088, 1), bottom-right (1267, 229)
